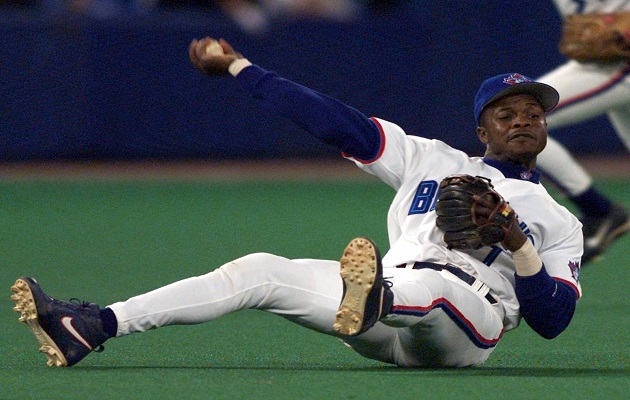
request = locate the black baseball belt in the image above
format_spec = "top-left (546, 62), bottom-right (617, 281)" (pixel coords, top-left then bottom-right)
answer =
top-left (398, 261), bottom-right (498, 305)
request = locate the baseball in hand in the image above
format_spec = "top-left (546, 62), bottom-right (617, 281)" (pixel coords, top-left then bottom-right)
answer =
top-left (205, 40), bottom-right (224, 56)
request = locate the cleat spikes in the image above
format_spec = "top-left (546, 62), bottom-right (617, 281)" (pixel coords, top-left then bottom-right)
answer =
top-left (334, 238), bottom-right (392, 336)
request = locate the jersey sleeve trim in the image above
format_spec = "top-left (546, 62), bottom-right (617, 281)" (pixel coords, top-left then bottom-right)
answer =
top-left (341, 117), bottom-right (386, 164)
top-left (553, 277), bottom-right (581, 299)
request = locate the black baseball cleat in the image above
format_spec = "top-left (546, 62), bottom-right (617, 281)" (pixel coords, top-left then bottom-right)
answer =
top-left (581, 203), bottom-right (630, 264)
top-left (333, 237), bottom-right (393, 336)
top-left (10, 277), bottom-right (110, 367)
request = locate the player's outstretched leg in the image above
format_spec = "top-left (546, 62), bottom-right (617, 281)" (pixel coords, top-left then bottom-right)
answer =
top-left (333, 237), bottom-right (393, 336)
top-left (10, 277), bottom-right (110, 367)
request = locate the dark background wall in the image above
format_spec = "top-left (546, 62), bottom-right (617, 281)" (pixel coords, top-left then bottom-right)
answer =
top-left (1, 1), bottom-right (625, 161)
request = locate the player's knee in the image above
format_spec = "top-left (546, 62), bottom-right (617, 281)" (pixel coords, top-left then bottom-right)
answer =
top-left (221, 252), bottom-right (288, 273)
top-left (217, 252), bottom-right (294, 289)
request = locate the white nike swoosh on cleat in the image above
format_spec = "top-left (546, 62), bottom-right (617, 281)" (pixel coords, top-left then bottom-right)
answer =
top-left (61, 316), bottom-right (93, 350)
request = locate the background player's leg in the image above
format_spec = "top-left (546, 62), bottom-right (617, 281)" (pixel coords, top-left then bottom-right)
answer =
top-left (108, 253), bottom-right (343, 336)
top-left (536, 61), bottom-right (630, 261)
top-left (608, 105), bottom-right (630, 150)
top-left (536, 137), bottom-right (592, 196)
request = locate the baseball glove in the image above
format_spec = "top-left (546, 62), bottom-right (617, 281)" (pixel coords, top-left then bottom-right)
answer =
top-left (559, 12), bottom-right (630, 62)
top-left (435, 175), bottom-right (516, 250)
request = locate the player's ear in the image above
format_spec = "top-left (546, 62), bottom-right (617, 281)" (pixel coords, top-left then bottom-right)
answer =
top-left (476, 126), bottom-right (489, 144)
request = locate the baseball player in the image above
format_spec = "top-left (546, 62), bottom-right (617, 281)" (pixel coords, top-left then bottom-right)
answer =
top-left (10, 37), bottom-right (582, 368)
top-left (535, 0), bottom-right (630, 263)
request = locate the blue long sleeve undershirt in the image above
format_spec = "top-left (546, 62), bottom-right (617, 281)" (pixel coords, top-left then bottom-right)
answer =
top-left (235, 64), bottom-right (381, 161)
top-left (515, 266), bottom-right (577, 338)
top-left (234, 63), bottom-right (578, 339)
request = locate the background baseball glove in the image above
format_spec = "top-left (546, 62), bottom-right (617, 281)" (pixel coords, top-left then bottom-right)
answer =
top-left (435, 175), bottom-right (516, 250)
top-left (559, 12), bottom-right (630, 62)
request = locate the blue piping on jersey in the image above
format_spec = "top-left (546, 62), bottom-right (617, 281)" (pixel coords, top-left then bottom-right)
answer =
top-left (482, 158), bottom-right (541, 183)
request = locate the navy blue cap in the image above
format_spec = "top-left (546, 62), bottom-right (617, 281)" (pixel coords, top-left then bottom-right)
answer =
top-left (474, 73), bottom-right (559, 125)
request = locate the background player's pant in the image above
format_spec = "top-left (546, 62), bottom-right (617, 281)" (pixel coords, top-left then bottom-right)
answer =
top-left (537, 60), bottom-right (630, 195)
top-left (107, 253), bottom-right (504, 367)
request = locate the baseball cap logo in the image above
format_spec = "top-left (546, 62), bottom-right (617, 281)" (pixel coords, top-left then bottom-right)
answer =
top-left (503, 73), bottom-right (534, 85)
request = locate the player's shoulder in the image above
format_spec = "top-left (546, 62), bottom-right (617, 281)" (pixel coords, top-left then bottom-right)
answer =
top-left (499, 179), bottom-right (579, 225)
top-left (373, 117), bottom-right (472, 158)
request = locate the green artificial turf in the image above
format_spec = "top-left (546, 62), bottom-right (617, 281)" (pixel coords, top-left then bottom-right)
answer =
top-left (1, 179), bottom-right (627, 399)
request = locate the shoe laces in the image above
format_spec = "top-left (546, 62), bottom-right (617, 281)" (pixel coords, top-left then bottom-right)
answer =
top-left (69, 298), bottom-right (92, 307)
top-left (67, 298), bottom-right (105, 353)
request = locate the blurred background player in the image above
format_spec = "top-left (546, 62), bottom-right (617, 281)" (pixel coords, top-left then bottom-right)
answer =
top-left (535, 0), bottom-right (630, 263)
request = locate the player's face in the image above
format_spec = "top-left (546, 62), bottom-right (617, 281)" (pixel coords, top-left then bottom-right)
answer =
top-left (476, 94), bottom-right (547, 168)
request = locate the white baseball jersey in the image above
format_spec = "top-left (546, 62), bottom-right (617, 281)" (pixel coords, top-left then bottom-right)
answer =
top-left (349, 118), bottom-right (583, 331)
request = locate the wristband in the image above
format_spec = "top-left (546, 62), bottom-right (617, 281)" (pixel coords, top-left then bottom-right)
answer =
top-left (229, 58), bottom-right (253, 76)
top-left (512, 239), bottom-right (542, 277)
